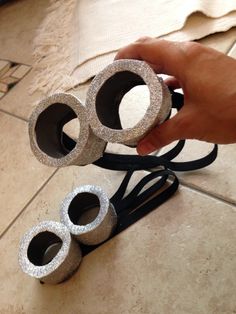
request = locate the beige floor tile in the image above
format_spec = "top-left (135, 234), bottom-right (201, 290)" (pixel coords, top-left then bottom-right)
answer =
top-left (0, 111), bottom-right (55, 236)
top-left (0, 59), bottom-right (9, 71)
top-left (159, 141), bottom-right (236, 205)
top-left (0, 165), bottom-right (235, 314)
top-left (12, 64), bottom-right (31, 79)
top-left (0, 0), bottom-right (49, 65)
top-left (1, 65), bottom-right (19, 78)
top-left (0, 82), bottom-right (7, 93)
top-left (0, 59), bottom-right (10, 77)
top-left (1, 76), bottom-right (18, 85)
top-left (0, 69), bottom-right (41, 120)
top-left (0, 77), bottom-right (89, 122)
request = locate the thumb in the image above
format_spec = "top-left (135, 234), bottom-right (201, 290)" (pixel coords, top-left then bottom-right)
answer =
top-left (137, 112), bottom-right (191, 155)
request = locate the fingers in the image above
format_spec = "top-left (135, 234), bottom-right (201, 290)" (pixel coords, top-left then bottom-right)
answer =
top-left (164, 77), bottom-right (181, 90)
top-left (137, 111), bottom-right (193, 155)
top-left (115, 38), bottom-right (187, 78)
top-left (135, 36), bottom-right (152, 43)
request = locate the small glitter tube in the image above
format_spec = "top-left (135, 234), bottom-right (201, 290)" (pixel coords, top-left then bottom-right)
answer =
top-left (29, 93), bottom-right (107, 167)
top-left (18, 221), bottom-right (82, 284)
top-left (86, 59), bottom-right (172, 147)
top-left (60, 185), bottom-right (117, 245)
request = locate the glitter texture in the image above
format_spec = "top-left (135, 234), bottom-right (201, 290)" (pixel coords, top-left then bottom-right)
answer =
top-left (29, 93), bottom-right (107, 167)
top-left (60, 185), bottom-right (117, 245)
top-left (18, 221), bottom-right (82, 284)
top-left (86, 59), bottom-right (172, 146)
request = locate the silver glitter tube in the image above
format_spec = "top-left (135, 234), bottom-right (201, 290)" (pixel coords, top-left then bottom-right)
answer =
top-left (60, 185), bottom-right (117, 245)
top-left (86, 59), bottom-right (172, 147)
top-left (29, 93), bottom-right (107, 167)
top-left (18, 221), bottom-right (82, 284)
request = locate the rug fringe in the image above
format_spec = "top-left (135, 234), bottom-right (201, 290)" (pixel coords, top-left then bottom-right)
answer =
top-left (30, 0), bottom-right (79, 96)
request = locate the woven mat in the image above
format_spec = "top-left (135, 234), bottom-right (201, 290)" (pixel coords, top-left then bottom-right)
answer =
top-left (73, 10), bottom-right (236, 84)
top-left (31, 0), bottom-right (236, 94)
top-left (198, 27), bottom-right (236, 53)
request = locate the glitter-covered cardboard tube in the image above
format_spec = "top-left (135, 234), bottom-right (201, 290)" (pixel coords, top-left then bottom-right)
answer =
top-left (29, 93), bottom-right (107, 167)
top-left (86, 59), bottom-right (172, 147)
top-left (60, 185), bottom-right (117, 245)
top-left (18, 221), bottom-right (82, 284)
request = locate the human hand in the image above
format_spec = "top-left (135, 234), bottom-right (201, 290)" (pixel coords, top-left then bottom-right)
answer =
top-left (115, 38), bottom-right (236, 155)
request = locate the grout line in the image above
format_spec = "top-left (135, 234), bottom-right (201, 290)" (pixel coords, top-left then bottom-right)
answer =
top-left (147, 168), bottom-right (236, 207)
top-left (179, 179), bottom-right (236, 207)
top-left (0, 168), bottom-right (58, 239)
top-left (0, 108), bottom-right (28, 122)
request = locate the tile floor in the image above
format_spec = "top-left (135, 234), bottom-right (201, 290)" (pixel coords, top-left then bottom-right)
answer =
top-left (0, 59), bottom-right (30, 99)
top-left (0, 1), bottom-right (235, 314)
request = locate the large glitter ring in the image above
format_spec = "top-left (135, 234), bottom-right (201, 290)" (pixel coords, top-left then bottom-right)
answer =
top-left (60, 185), bottom-right (117, 245)
top-left (86, 59), bottom-right (171, 146)
top-left (29, 93), bottom-right (107, 167)
top-left (18, 221), bottom-right (82, 284)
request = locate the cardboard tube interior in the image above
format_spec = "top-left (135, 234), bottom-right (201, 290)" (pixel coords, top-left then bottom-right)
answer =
top-left (96, 71), bottom-right (144, 130)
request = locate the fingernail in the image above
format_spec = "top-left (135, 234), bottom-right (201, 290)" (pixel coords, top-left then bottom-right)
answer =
top-left (137, 141), bottom-right (156, 156)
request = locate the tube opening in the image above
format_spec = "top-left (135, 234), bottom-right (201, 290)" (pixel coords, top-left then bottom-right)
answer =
top-left (68, 192), bottom-right (100, 226)
top-left (27, 231), bottom-right (62, 266)
top-left (119, 85), bottom-right (150, 129)
top-left (95, 71), bottom-right (148, 130)
top-left (35, 103), bottom-right (78, 158)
